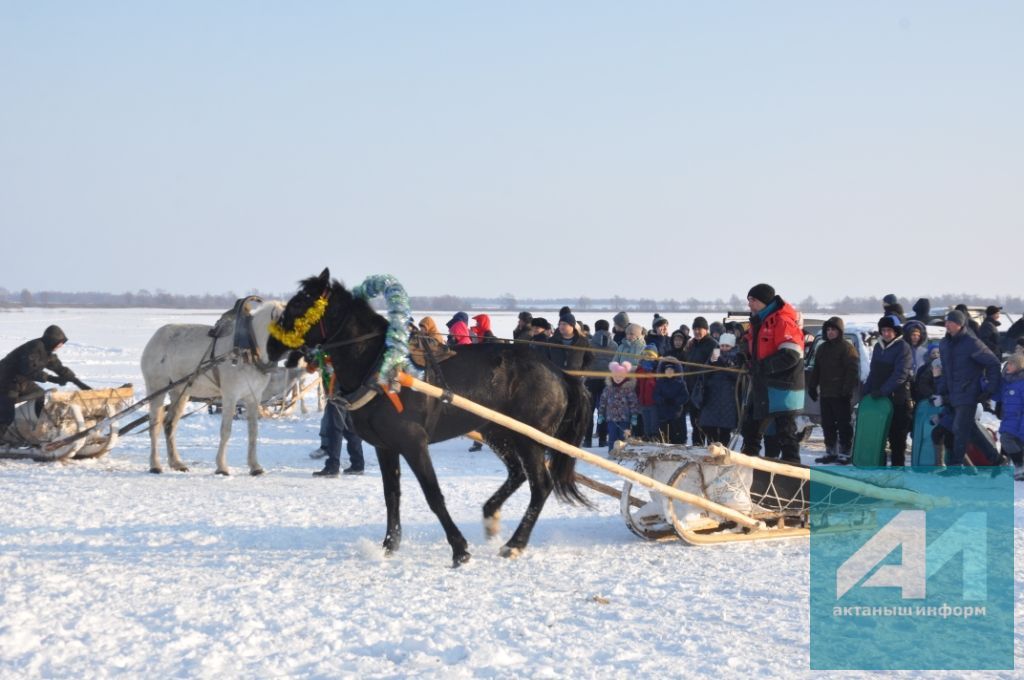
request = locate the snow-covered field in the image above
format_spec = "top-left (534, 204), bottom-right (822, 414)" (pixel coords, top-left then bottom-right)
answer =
top-left (0, 307), bottom-right (1020, 678)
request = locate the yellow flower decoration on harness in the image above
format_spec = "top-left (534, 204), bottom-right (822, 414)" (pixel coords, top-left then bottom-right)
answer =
top-left (268, 297), bottom-right (328, 348)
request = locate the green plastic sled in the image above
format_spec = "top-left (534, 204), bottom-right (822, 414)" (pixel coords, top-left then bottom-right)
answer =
top-left (852, 395), bottom-right (894, 467)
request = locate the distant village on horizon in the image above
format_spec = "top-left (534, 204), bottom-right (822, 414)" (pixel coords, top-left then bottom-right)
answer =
top-left (0, 286), bottom-right (1020, 315)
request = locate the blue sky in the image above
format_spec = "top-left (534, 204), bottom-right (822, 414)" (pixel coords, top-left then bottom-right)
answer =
top-left (1, 2), bottom-right (1021, 302)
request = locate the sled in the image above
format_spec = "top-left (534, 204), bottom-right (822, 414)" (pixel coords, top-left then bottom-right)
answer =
top-left (852, 395), bottom-right (893, 467)
top-left (396, 372), bottom-right (938, 546)
top-left (966, 421), bottom-right (1003, 467)
top-left (911, 400), bottom-right (942, 467)
top-left (0, 386), bottom-right (134, 462)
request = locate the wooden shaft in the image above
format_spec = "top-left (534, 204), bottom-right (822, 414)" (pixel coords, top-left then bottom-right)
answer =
top-left (467, 429), bottom-right (645, 508)
top-left (706, 444), bottom-right (940, 509)
top-left (397, 372), bottom-right (761, 529)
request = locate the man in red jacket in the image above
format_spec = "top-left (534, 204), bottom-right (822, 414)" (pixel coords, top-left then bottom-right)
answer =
top-left (740, 283), bottom-right (806, 464)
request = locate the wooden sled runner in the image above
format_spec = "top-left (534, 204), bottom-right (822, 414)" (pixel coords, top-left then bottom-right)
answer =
top-left (0, 386), bottom-right (134, 462)
top-left (396, 372), bottom-right (939, 546)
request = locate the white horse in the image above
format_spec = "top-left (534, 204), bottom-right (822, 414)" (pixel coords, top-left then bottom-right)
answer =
top-left (141, 298), bottom-right (285, 475)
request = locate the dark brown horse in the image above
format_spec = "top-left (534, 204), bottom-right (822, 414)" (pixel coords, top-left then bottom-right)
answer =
top-left (270, 269), bottom-right (590, 566)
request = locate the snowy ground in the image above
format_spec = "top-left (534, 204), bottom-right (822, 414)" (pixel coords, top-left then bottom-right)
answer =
top-left (0, 307), bottom-right (1020, 678)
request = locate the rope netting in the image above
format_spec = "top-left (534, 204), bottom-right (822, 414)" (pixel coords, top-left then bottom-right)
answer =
top-left (613, 441), bottom-right (920, 531)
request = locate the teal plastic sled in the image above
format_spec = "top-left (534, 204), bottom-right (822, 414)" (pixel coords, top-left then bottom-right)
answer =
top-left (852, 395), bottom-right (894, 467)
top-left (911, 400), bottom-right (942, 466)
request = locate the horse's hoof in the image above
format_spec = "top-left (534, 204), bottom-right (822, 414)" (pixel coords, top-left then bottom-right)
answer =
top-left (250, 468), bottom-right (265, 477)
top-left (483, 514), bottom-right (501, 539)
top-left (498, 545), bottom-right (523, 559)
top-left (149, 467), bottom-right (162, 474)
top-left (215, 469), bottom-right (230, 476)
top-left (452, 551), bottom-right (472, 567)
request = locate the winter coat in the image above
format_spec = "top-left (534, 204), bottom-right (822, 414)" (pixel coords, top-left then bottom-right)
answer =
top-left (470, 314), bottom-right (499, 343)
top-left (599, 378), bottom-right (640, 424)
top-left (912, 363), bottom-right (938, 403)
top-left (910, 298), bottom-right (931, 323)
top-left (588, 330), bottom-right (617, 373)
top-left (645, 332), bottom-right (672, 357)
top-left (939, 327), bottom-right (1002, 407)
top-left (699, 347), bottom-right (742, 430)
top-left (634, 365), bottom-right (657, 406)
top-left (746, 296), bottom-right (805, 418)
top-left (978, 318), bottom-right (1001, 357)
top-left (417, 317), bottom-right (446, 346)
top-left (684, 335), bottom-right (718, 390)
top-left (666, 331), bottom-right (688, 362)
top-left (902, 320), bottom-right (930, 374)
top-left (612, 336), bottom-right (646, 367)
top-left (807, 317), bottom-right (860, 399)
top-left (654, 366), bottom-right (689, 423)
top-left (546, 330), bottom-right (592, 373)
top-left (864, 337), bottom-right (913, 403)
top-left (883, 303), bottom-right (907, 324)
top-left (0, 326), bottom-right (72, 396)
top-left (447, 320), bottom-right (473, 347)
top-left (996, 370), bottom-right (1024, 441)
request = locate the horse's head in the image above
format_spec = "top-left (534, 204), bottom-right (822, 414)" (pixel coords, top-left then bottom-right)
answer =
top-left (270, 268), bottom-right (338, 353)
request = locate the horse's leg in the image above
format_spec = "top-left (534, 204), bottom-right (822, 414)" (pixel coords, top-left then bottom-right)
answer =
top-left (377, 447), bottom-right (402, 554)
top-left (214, 394), bottom-right (237, 475)
top-left (165, 388), bottom-right (191, 472)
top-left (147, 395), bottom-right (166, 474)
top-left (499, 440), bottom-right (554, 559)
top-left (244, 395), bottom-right (264, 476)
top-left (480, 432), bottom-right (527, 539)
top-left (402, 442), bottom-right (471, 567)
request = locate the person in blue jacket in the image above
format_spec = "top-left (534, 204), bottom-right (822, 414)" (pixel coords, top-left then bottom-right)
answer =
top-left (995, 353), bottom-right (1024, 480)
top-left (938, 309), bottom-right (1001, 467)
top-left (863, 315), bottom-right (913, 466)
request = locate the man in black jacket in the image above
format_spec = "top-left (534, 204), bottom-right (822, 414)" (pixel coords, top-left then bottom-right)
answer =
top-left (978, 305), bottom-right (1003, 357)
top-left (0, 326), bottom-right (80, 439)
top-left (808, 317), bottom-right (860, 463)
top-left (685, 317), bottom-right (717, 446)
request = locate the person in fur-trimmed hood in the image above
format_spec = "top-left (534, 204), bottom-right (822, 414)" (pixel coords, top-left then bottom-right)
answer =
top-left (808, 317), bottom-right (860, 463)
top-left (739, 283), bottom-right (805, 463)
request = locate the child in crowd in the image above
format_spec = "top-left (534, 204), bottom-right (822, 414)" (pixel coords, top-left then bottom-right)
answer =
top-left (996, 354), bottom-right (1024, 480)
top-left (634, 346), bottom-right (659, 439)
top-left (598, 362), bottom-right (640, 452)
top-left (654, 359), bottom-right (689, 444)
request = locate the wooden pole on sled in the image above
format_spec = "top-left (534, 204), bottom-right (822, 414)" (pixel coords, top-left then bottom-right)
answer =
top-left (705, 444), bottom-right (942, 509)
top-left (397, 372), bottom-right (762, 530)
top-left (466, 430), bottom-right (645, 508)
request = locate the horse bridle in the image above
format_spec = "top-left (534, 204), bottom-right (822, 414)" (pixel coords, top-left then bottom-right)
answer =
top-left (293, 288), bottom-right (387, 411)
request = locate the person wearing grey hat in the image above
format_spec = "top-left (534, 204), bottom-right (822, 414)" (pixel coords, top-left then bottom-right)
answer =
top-left (938, 309), bottom-right (1002, 467)
top-left (979, 305), bottom-right (1003, 356)
top-left (740, 284), bottom-right (805, 464)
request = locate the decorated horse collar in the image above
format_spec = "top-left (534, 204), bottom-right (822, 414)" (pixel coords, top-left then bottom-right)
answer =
top-left (268, 293), bottom-right (329, 349)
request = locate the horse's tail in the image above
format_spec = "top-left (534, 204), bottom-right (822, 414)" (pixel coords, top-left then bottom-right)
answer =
top-left (550, 374), bottom-right (592, 507)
